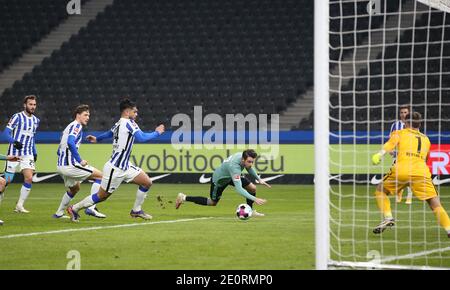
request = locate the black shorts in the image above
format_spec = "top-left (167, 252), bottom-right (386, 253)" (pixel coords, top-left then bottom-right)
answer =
top-left (209, 176), bottom-right (251, 203)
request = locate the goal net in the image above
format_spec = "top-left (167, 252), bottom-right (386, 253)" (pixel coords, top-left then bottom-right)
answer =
top-left (318, 0), bottom-right (450, 269)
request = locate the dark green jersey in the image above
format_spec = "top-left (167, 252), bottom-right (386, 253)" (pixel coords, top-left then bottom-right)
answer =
top-left (212, 152), bottom-right (260, 201)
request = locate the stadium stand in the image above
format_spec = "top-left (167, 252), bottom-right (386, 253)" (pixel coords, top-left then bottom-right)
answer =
top-left (296, 0), bottom-right (450, 132)
top-left (0, 0), bottom-right (88, 73)
top-left (0, 0), bottom-right (313, 131)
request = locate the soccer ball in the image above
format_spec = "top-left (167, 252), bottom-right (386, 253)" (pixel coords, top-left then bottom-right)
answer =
top-left (236, 204), bottom-right (253, 220)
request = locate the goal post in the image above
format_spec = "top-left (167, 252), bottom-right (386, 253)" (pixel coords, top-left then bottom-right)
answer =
top-left (315, 0), bottom-right (450, 269)
top-left (314, 0), bottom-right (330, 270)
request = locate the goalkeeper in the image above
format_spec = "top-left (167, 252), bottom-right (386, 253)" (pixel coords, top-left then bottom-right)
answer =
top-left (371, 112), bottom-right (450, 237)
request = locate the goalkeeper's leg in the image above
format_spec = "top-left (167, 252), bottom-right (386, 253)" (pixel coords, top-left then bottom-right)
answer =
top-left (427, 197), bottom-right (450, 238)
top-left (373, 180), bottom-right (396, 234)
top-left (405, 186), bottom-right (413, 205)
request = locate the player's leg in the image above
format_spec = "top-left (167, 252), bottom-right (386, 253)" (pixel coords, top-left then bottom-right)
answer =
top-left (427, 197), bottom-right (450, 238)
top-left (67, 163), bottom-right (117, 222)
top-left (405, 186), bottom-right (413, 205)
top-left (176, 182), bottom-right (224, 209)
top-left (129, 170), bottom-right (153, 220)
top-left (54, 181), bottom-right (80, 218)
top-left (0, 177), bottom-right (6, 225)
top-left (15, 167), bottom-right (34, 213)
top-left (373, 173), bottom-right (402, 234)
top-left (412, 177), bottom-right (450, 237)
top-left (84, 167), bottom-right (106, 218)
top-left (2, 160), bottom-right (18, 198)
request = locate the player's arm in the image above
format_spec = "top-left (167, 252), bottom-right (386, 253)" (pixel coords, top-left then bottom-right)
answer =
top-left (0, 154), bottom-right (20, 162)
top-left (246, 167), bottom-right (271, 188)
top-left (67, 135), bottom-right (83, 164)
top-left (230, 170), bottom-right (267, 205)
top-left (372, 131), bottom-right (400, 165)
top-left (86, 131), bottom-right (114, 143)
top-left (3, 115), bottom-right (23, 150)
top-left (134, 124), bottom-right (165, 142)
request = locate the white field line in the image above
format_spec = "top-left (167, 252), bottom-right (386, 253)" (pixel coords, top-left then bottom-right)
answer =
top-left (380, 246), bottom-right (450, 263)
top-left (0, 217), bottom-right (214, 239)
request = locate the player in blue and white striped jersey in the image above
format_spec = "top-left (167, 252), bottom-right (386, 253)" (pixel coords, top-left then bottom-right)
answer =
top-left (67, 99), bottom-right (165, 222)
top-left (2, 95), bottom-right (39, 213)
top-left (390, 105), bottom-right (413, 204)
top-left (53, 105), bottom-right (106, 219)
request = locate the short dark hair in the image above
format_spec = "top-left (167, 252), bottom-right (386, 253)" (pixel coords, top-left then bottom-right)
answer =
top-left (242, 149), bottom-right (257, 160)
top-left (399, 105), bottom-right (410, 112)
top-left (73, 104), bottom-right (90, 119)
top-left (406, 112), bottom-right (422, 129)
top-left (23, 95), bottom-right (37, 104)
top-left (120, 98), bottom-right (136, 113)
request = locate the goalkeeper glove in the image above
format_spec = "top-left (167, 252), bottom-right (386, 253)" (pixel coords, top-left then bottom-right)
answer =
top-left (13, 141), bottom-right (23, 150)
top-left (372, 153), bottom-right (382, 165)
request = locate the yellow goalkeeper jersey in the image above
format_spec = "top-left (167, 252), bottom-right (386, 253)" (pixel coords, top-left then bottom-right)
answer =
top-left (383, 128), bottom-right (431, 177)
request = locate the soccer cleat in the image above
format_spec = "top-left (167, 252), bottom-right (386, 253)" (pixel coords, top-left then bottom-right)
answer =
top-left (0, 219), bottom-right (3, 226)
top-left (67, 205), bottom-right (80, 222)
top-left (252, 210), bottom-right (265, 217)
top-left (130, 210), bottom-right (152, 220)
top-left (52, 213), bottom-right (69, 219)
top-left (175, 192), bottom-right (186, 209)
top-left (14, 205), bottom-right (30, 213)
top-left (373, 218), bottom-right (395, 234)
top-left (85, 207), bottom-right (106, 219)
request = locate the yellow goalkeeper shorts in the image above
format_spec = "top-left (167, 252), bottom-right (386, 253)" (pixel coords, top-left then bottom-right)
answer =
top-left (381, 172), bottom-right (438, 201)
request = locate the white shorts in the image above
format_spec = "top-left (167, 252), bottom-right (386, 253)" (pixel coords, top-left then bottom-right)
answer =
top-left (101, 162), bottom-right (142, 193)
top-left (57, 165), bottom-right (95, 188)
top-left (6, 155), bottom-right (35, 173)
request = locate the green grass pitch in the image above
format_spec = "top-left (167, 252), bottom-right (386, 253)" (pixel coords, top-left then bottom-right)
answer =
top-left (1, 183), bottom-right (449, 269)
top-left (0, 183), bottom-right (311, 270)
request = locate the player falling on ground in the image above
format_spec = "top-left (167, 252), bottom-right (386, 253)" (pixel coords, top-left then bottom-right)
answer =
top-left (176, 149), bottom-right (268, 216)
top-left (390, 105), bottom-right (413, 204)
top-left (371, 112), bottom-right (450, 237)
top-left (2, 95), bottom-right (39, 213)
top-left (53, 105), bottom-right (106, 219)
top-left (67, 98), bottom-right (165, 222)
top-left (0, 154), bottom-right (21, 225)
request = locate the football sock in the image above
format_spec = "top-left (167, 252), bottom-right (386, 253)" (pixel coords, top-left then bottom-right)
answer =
top-left (433, 206), bottom-right (450, 232)
top-left (17, 183), bottom-right (32, 207)
top-left (133, 186), bottom-right (149, 212)
top-left (56, 191), bottom-right (75, 214)
top-left (375, 190), bottom-right (393, 219)
top-left (186, 196), bottom-right (209, 205)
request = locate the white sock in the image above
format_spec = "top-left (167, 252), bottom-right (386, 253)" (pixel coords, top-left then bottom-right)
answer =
top-left (406, 186), bottom-right (413, 200)
top-left (73, 194), bottom-right (98, 212)
top-left (0, 191), bottom-right (4, 205)
top-left (90, 180), bottom-right (101, 195)
top-left (133, 186), bottom-right (149, 212)
top-left (56, 192), bottom-right (74, 215)
top-left (17, 183), bottom-right (31, 207)
top-left (87, 180), bottom-right (102, 211)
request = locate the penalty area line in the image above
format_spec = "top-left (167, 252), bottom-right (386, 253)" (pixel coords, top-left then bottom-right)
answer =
top-left (0, 217), bottom-right (215, 239)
